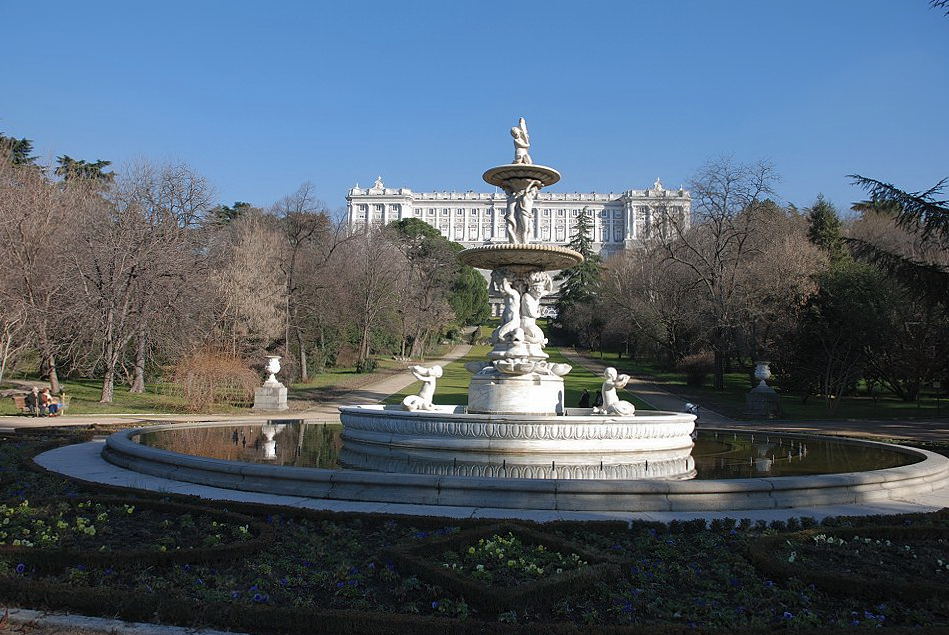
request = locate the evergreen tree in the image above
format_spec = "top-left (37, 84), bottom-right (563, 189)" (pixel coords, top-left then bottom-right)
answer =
top-left (210, 201), bottom-right (253, 224)
top-left (54, 155), bottom-right (114, 183)
top-left (806, 194), bottom-right (845, 261)
top-left (847, 175), bottom-right (949, 305)
top-left (555, 208), bottom-right (602, 314)
top-left (0, 133), bottom-right (37, 166)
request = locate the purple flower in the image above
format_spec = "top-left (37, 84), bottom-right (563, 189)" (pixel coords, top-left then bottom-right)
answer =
top-left (431, 601), bottom-right (439, 609)
top-left (414, 531), bottom-right (429, 539)
top-left (336, 581), bottom-right (345, 588)
top-left (195, 578), bottom-right (204, 586)
top-left (622, 601), bottom-right (633, 614)
top-left (783, 612), bottom-right (794, 620)
top-left (15, 563), bottom-right (26, 574)
top-left (230, 591), bottom-right (240, 599)
top-left (249, 584), bottom-right (259, 592)
top-left (252, 593), bottom-right (268, 603)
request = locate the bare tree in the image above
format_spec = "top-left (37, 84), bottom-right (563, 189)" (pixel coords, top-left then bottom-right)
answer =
top-left (69, 161), bottom-right (214, 402)
top-left (657, 156), bottom-right (778, 389)
top-left (209, 209), bottom-right (287, 357)
top-left (0, 157), bottom-right (82, 392)
top-left (271, 183), bottom-right (349, 381)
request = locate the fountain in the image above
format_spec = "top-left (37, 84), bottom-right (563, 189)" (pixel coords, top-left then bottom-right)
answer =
top-left (338, 118), bottom-right (697, 481)
top-left (94, 119), bottom-right (949, 514)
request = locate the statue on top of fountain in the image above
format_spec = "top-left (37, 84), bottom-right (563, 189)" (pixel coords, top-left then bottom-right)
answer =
top-left (511, 117), bottom-right (531, 165)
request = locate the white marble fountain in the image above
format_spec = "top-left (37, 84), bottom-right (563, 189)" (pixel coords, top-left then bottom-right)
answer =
top-left (95, 119), bottom-right (949, 514)
top-left (338, 118), bottom-right (697, 480)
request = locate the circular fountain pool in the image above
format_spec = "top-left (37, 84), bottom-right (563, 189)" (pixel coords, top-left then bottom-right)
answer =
top-left (103, 419), bottom-right (949, 512)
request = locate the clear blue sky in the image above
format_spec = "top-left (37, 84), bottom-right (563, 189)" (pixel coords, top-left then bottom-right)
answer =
top-left (2, 0), bottom-right (947, 215)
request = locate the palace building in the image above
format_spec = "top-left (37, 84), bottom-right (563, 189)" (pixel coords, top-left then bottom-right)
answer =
top-left (346, 176), bottom-right (691, 258)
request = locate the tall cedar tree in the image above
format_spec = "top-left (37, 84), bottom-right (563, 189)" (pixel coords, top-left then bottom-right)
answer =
top-left (0, 133), bottom-right (37, 166)
top-left (555, 209), bottom-right (601, 314)
top-left (847, 175), bottom-right (949, 305)
top-left (806, 194), bottom-right (846, 262)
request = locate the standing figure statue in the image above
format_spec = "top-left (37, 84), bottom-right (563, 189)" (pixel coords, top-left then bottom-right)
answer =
top-left (519, 271), bottom-right (553, 349)
top-left (511, 117), bottom-right (531, 165)
top-left (504, 179), bottom-right (541, 244)
top-left (402, 365), bottom-right (443, 411)
top-left (595, 367), bottom-right (636, 415)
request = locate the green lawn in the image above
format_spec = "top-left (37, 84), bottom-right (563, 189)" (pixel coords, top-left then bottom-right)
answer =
top-left (384, 346), bottom-right (492, 405)
top-left (584, 351), bottom-right (949, 421)
top-left (385, 346), bottom-right (656, 411)
top-left (0, 378), bottom-right (198, 415)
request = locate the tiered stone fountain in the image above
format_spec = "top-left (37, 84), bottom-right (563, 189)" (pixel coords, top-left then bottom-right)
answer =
top-left (339, 118), bottom-right (697, 480)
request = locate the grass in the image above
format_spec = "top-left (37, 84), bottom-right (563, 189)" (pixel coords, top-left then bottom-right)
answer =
top-left (385, 345), bottom-right (656, 411)
top-left (0, 378), bottom-right (198, 416)
top-left (384, 346), bottom-right (492, 405)
top-left (582, 351), bottom-right (949, 421)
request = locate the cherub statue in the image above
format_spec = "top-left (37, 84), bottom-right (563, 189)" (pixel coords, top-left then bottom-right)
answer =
top-left (511, 117), bottom-right (532, 165)
top-left (491, 269), bottom-right (521, 344)
top-left (520, 271), bottom-right (552, 348)
top-left (594, 367), bottom-right (636, 415)
top-left (402, 365), bottom-right (443, 411)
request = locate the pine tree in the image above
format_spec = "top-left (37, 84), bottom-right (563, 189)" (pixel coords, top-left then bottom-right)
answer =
top-left (0, 133), bottom-right (37, 166)
top-left (806, 194), bottom-right (846, 261)
top-left (555, 209), bottom-right (602, 313)
top-left (54, 155), bottom-right (114, 183)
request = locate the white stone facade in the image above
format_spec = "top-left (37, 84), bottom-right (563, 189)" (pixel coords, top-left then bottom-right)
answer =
top-left (346, 176), bottom-right (691, 258)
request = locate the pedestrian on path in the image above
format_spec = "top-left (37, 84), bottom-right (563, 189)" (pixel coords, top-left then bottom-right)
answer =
top-left (578, 389), bottom-right (590, 408)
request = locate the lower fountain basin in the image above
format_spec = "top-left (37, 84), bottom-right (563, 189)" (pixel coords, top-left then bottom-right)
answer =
top-left (102, 418), bottom-right (949, 512)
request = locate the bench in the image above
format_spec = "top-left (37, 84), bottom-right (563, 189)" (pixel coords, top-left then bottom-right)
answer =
top-left (10, 394), bottom-right (37, 416)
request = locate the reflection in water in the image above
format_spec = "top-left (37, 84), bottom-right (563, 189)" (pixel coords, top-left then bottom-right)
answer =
top-left (135, 424), bottom-right (920, 481)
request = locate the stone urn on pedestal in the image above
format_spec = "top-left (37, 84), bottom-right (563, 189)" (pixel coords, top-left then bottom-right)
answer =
top-left (745, 361), bottom-right (781, 419)
top-left (253, 355), bottom-right (289, 411)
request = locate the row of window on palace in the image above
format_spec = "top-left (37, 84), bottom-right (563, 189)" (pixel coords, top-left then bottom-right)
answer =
top-left (350, 215), bottom-right (674, 243)
top-left (352, 205), bottom-right (682, 219)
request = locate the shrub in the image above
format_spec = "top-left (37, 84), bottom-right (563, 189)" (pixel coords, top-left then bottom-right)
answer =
top-left (677, 352), bottom-right (714, 387)
top-left (354, 357), bottom-right (377, 374)
top-left (171, 351), bottom-right (258, 411)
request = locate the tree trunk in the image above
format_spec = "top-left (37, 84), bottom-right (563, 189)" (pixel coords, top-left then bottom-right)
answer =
top-left (129, 331), bottom-right (146, 393)
top-left (101, 368), bottom-right (115, 403)
top-left (713, 348), bottom-right (726, 391)
top-left (0, 332), bottom-right (11, 385)
top-left (46, 353), bottom-right (61, 395)
top-left (298, 331), bottom-right (308, 383)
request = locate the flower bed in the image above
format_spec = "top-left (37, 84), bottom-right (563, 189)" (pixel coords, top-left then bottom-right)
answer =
top-left (746, 525), bottom-right (949, 602)
top-left (0, 496), bottom-right (271, 569)
top-left (4, 432), bottom-right (949, 631)
top-left (387, 523), bottom-right (621, 612)
top-left (440, 531), bottom-right (589, 587)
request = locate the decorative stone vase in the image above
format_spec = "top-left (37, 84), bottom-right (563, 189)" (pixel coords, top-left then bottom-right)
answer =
top-left (265, 356), bottom-right (282, 386)
top-left (254, 357), bottom-right (288, 411)
top-left (753, 361), bottom-right (772, 388)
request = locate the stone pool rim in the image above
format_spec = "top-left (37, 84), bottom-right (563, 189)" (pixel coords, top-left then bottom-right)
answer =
top-left (102, 420), bottom-right (949, 512)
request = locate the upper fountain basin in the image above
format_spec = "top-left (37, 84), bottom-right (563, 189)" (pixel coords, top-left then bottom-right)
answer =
top-left (458, 243), bottom-right (584, 271)
top-left (483, 164), bottom-right (561, 188)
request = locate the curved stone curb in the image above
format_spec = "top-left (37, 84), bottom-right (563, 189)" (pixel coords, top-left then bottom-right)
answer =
top-left (101, 422), bottom-right (949, 512)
